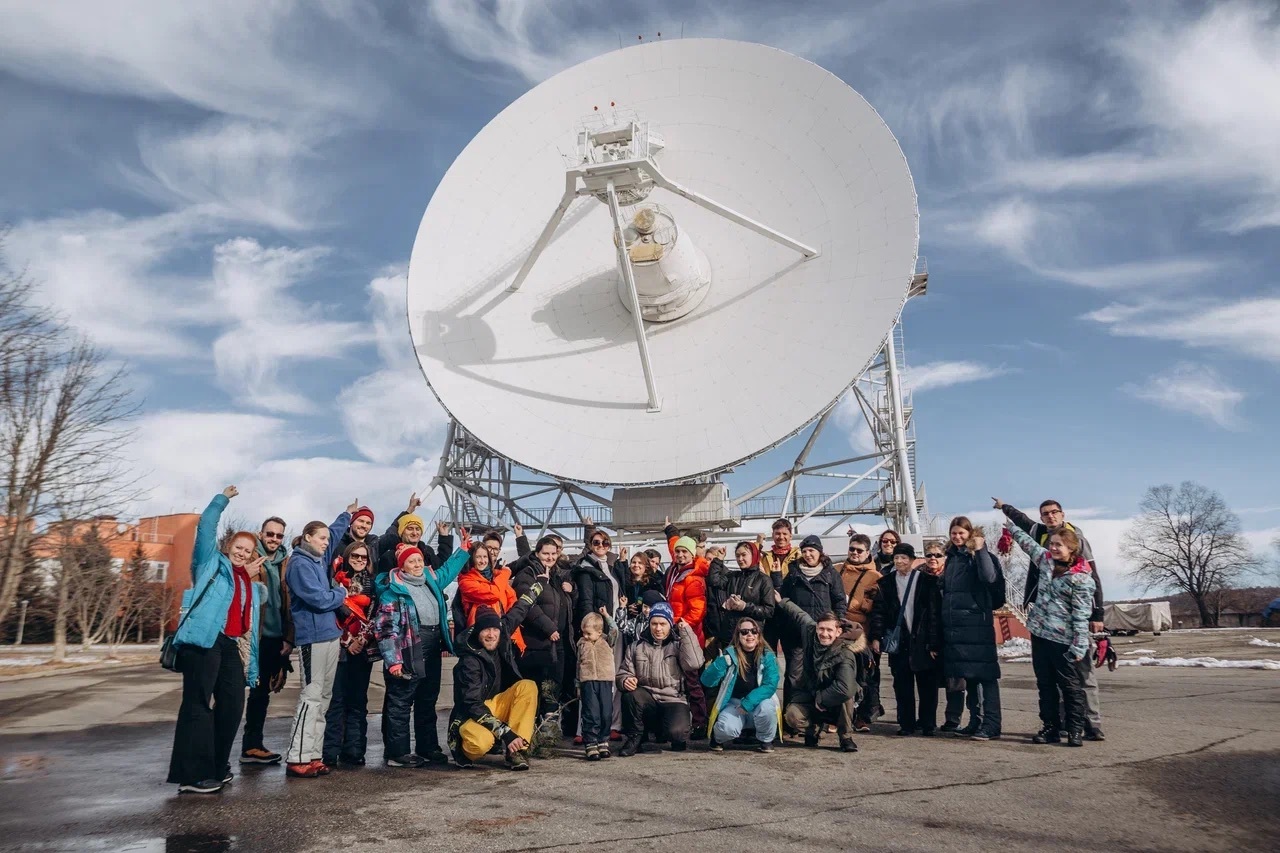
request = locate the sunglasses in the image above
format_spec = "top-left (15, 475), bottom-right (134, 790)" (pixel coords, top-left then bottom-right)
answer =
top-left (349, 554), bottom-right (369, 562)
top-left (591, 539), bottom-right (608, 547)
top-left (262, 532), bottom-right (284, 540)
top-left (849, 547), bottom-right (868, 554)
top-left (737, 628), bottom-right (760, 636)
top-left (881, 538), bottom-right (898, 545)
top-left (925, 553), bottom-right (945, 559)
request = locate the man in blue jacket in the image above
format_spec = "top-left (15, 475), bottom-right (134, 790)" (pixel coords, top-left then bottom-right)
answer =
top-left (283, 500), bottom-right (356, 778)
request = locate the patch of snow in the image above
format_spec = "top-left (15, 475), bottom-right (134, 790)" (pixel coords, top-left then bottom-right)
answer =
top-left (1122, 648), bottom-right (1157, 655)
top-left (1248, 637), bottom-right (1280, 648)
top-left (0, 655), bottom-right (106, 667)
top-left (1116, 656), bottom-right (1280, 671)
top-left (997, 637), bottom-right (1032, 658)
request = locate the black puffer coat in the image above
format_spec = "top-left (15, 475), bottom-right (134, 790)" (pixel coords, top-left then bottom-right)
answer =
top-left (511, 560), bottom-right (575, 654)
top-left (448, 584), bottom-right (540, 734)
top-left (870, 570), bottom-right (942, 673)
top-left (704, 558), bottom-right (775, 647)
top-left (940, 545), bottom-right (1001, 682)
top-left (778, 559), bottom-right (847, 646)
top-left (572, 554), bottom-right (626, 635)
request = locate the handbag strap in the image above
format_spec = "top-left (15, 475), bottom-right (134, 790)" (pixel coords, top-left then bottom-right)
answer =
top-left (894, 571), bottom-right (918, 630)
top-left (174, 566), bottom-right (219, 636)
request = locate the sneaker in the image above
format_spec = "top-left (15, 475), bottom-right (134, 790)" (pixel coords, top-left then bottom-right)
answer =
top-left (970, 730), bottom-right (1000, 742)
top-left (449, 745), bottom-right (475, 769)
top-left (596, 742), bottom-right (612, 759)
top-left (940, 721), bottom-right (960, 733)
top-left (839, 738), bottom-right (859, 753)
top-left (222, 770), bottom-right (233, 784)
top-left (286, 762), bottom-right (322, 778)
top-left (585, 743), bottom-right (601, 761)
top-left (1032, 727), bottom-right (1061, 745)
top-left (669, 740), bottom-right (687, 752)
top-left (1066, 731), bottom-right (1084, 747)
top-left (1084, 728), bottom-right (1106, 742)
top-left (756, 740), bottom-right (775, 753)
top-left (609, 730), bottom-right (623, 742)
top-left (421, 748), bottom-right (449, 765)
top-left (619, 735), bottom-right (641, 757)
top-left (506, 749), bottom-right (530, 771)
top-left (386, 753), bottom-right (426, 768)
top-left (177, 779), bottom-right (224, 794)
top-left (854, 720), bottom-right (871, 733)
top-left (956, 723), bottom-right (982, 737)
top-left (690, 726), bottom-right (707, 742)
top-left (239, 748), bottom-right (282, 765)
top-left (709, 739), bottom-right (724, 753)
top-left (339, 754), bottom-right (366, 766)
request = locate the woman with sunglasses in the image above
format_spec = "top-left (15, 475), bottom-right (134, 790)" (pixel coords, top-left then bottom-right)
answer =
top-left (700, 616), bottom-right (781, 752)
top-left (839, 533), bottom-right (882, 731)
top-left (573, 530), bottom-right (628, 739)
top-left (872, 530), bottom-right (901, 574)
top-left (322, 540), bottom-right (378, 767)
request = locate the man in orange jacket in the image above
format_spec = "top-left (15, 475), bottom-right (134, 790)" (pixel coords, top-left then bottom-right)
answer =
top-left (662, 521), bottom-right (710, 739)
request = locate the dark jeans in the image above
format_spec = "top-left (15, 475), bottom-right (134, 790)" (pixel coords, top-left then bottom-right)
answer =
top-left (784, 697), bottom-right (856, 739)
top-left (381, 627), bottom-right (443, 758)
top-left (520, 647), bottom-right (566, 715)
top-left (856, 649), bottom-right (882, 722)
top-left (323, 654), bottom-right (373, 760)
top-left (944, 683), bottom-right (980, 726)
top-left (168, 634), bottom-right (245, 785)
top-left (241, 635), bottom-right (286, 752)
top-left (1031, 635), bottom-right (1086, 733)
top-left (889, 656), bottom-right (938, 732)
top-left (621, 686), bottom-right (691, 744)
top-left (580, 680), bottom-right (613, 744)
top-left (781, 641), bottom-right (805, 724)
top-left (684, 669), bottom-right (707, 730)
top-left (968, 679), bottom-right (1002, 734)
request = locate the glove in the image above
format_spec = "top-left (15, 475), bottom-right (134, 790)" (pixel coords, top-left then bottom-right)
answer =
top-left (1094, 636), bottom-right (1110, 669)
top-left (997, 528), bottom-right (1013, 556)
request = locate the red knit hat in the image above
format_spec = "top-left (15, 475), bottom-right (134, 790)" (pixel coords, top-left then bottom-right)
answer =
top-left (397, 545), bottom-right (422, 570)
top-left (351, 506), bottom-right (375, 525)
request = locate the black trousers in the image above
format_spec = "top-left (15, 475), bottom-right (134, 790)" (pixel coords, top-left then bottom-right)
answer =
top-left (889, 655), bottom-right (938, 732)
top-left (241, 635), bottom-right (286, 752)
top-left (167, 634), bottom-right (245, 785)
top-left (856, 649), bottom-right (882, 722)
top-left (323, 653), bottom-right (373, 760)
top-left (944, 683), bottom-right (979, 726)
top-left (381, 628), bottom-right (443, 758)
top-left (580, 680), bottom-right (613, 744)
top-left (519, 647), bottom-right (565, 715)
top-left (1031, 635), bottom-right (1086, 733)
top-left (621, 686), bottom-right (691, 744)
top-left (781, 641), bottom-right (805, 724)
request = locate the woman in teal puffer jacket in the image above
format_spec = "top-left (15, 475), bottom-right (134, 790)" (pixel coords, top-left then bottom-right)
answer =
top-left (700, 616), bottom-right (782, 752)
top-left (167, 486), bottom-right (267, 794)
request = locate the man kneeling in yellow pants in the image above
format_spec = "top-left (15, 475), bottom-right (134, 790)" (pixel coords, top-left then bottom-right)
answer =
top-left (447, 581), bottom-right (544, 770)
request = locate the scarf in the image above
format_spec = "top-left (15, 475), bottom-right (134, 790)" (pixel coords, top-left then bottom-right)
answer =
top-left (739, 542), bottom-right (761, 569)
top-left (771, 542), bottom-right (792, 559)
top-left (798, 561), bottom-right (823, 579)
top-left (223, 564), bottom-right (253, 638)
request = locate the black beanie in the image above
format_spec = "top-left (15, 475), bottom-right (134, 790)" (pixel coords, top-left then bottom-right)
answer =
top-left (892, 542), bottom-right (916, 559)
top-left (799, 534), bottom-right (824, 554)
top-left (641, 589), bottom-right (666, 607)
top-left (474, 606), bottom-right (502, 632)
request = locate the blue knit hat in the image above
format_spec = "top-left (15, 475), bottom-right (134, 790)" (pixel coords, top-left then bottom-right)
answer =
top-left (649, 601), bottom-right (674, 626)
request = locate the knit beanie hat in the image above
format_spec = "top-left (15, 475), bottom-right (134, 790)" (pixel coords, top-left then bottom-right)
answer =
top-left (397, 513), bottom-right (425, 536)
top-left (397, 545), bottom-right (422, 570)
top-left (641, 589), bottom-right (666, 607)
top-left (649, 601), bottom-right (674, 626)
top-left (892, 542), bottom-right (917, 559)
top-left (473, 606), bottom-right (502, 632)
top-left (351, 506), bottom-right (375, 525)
top-left (673, 536), bottom-right (697, 556)
top-left (799, 534), bottom-right (824, 554)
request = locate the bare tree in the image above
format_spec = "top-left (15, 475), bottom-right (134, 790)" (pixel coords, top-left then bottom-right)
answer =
top-left (0, 250), bottom-right (139, 637)
top-left (1121, 481), bottom-right (1259, 628)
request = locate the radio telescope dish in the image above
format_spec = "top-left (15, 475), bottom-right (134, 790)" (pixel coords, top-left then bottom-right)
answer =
top-left (408, 38), bottom-right (918, 486)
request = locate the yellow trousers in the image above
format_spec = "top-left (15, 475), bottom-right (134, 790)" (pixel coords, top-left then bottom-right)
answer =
top-left (459, 679), bottom-right (538, 760)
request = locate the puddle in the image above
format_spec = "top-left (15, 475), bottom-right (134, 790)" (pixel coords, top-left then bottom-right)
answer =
top-left (1, 752), bottom-right (49, 779)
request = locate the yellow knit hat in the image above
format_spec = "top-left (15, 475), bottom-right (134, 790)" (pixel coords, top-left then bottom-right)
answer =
top-left (397, 514), bottom-right (425, 536)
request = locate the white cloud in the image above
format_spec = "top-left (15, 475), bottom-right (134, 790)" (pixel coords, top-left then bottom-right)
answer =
top-left (209, 239), bottom-right (373, 414)
top-left (4, 208), bottom-right (216, 357)
top-left (130, 119), bottom-right (322, 231)
top-left (1124, 363), bottom-right (1246, 430)
top-left (0, 1), bottom-right (384, 122)
top-left (1086, 297), bottom-right (1280, 364)
top-left (337, 270), bottom-right (449, 464)
top-left (908, 360), bottom-right (1011, 392)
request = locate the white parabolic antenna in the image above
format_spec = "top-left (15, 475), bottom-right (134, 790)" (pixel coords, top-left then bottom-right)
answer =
top-left (408, 38), bottom-right (918, 486)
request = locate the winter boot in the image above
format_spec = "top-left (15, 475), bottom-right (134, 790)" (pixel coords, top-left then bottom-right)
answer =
top-left (1031, 726), bottom-right (1062, 744)
top-left (1066, 730), bottom-right (1084, 747)
top-left (619, 735), bottom-right (641, 757)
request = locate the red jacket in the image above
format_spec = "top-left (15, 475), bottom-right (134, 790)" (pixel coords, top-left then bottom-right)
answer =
top-left (457, 566), bottom-right (525, 652)
top-left (665, 534), bottom-right (709, 644)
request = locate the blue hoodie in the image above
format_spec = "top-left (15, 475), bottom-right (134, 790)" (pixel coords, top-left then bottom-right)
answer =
top-left (286, 512), bottom-right (352, 646)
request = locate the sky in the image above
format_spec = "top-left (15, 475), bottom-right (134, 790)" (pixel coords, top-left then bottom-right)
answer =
top-left (1, 1), bottom-right (1277, 599)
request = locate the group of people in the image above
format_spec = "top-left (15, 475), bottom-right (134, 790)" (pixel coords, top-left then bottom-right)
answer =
top-left (165, 487), bottom-right (1108, 794)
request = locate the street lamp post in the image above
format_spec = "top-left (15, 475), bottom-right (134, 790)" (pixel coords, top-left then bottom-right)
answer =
top-left (14, 599), bottom-right (30, 645)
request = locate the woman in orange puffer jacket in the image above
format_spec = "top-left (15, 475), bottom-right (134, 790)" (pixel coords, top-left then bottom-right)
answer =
top-left (456, 543), bottom-right (525, 653)
top-left (662, 523), bottom-right (710, 739)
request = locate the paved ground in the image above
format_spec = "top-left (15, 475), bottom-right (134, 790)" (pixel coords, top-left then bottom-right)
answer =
top-left (0, 659), bottom-right (1277, 852)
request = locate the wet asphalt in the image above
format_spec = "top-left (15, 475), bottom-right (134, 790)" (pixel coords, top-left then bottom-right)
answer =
top-left (1, 664), bottom-right (1278, 852)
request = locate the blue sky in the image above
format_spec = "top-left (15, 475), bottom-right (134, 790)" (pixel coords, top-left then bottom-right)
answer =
top-left (1, 1), bottom-right (1277, 598)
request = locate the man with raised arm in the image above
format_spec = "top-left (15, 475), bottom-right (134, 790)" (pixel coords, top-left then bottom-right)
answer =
top-left (375, 492), bottom-right (454, 575)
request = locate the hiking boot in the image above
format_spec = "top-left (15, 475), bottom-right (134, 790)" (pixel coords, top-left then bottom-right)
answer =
top-left (1084, 727), bottom-right (1106, 742)
top-left (1032, 726), bottom-right (1061, 745)
top-left (313, 760), bottom-right (332, 775)
top-left (669, 740), bottom-right (687, 752)
top-left (1066, 730), bottom-right (1084, 747)
top-left (585, 743), bottom-right (601, 761)
top-left (177, 779), bottom-right (224, 794)
top-left (803, 729), bottom-right (820, 748)
top-left (449, 744), bottom-right (475, 769)
top-left (619, 735), bottom-right (641, 757)
top-left (839, 738), bottom-right (859, 753)
top-left (421, 748), bottom-right (449, 765)
top-left (506, 749), bottom-right (531, 771)
top-left (596, 742), bottom-right (611, 759)
top-left (386, 753), bottom-right (426, 768)
top-left (690, 726), bottom-right (707, 741)
top-left (239, 748), bottom-right (281, 765)
top-left (709, 738), bottom-right (725, 753)
top-left (756, 739), bottom-right (775, 753)
top-left (286, 762), bottom-right (322, 778)
top-left (940, 721), bottom-right (960, 733)
top-left (854, 720), bottom-right (871, 733)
